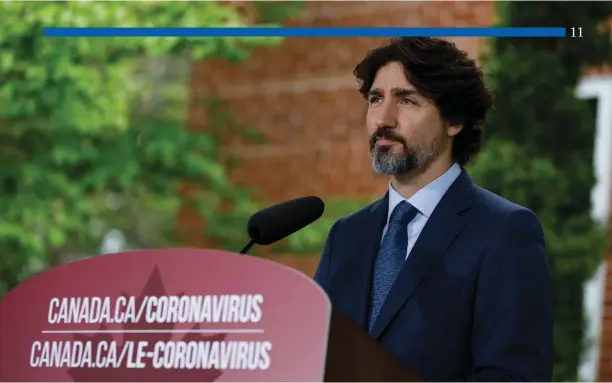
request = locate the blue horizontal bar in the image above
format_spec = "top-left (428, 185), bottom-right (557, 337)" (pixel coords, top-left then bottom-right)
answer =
top-left (44, 27), bottom-right (567, 38)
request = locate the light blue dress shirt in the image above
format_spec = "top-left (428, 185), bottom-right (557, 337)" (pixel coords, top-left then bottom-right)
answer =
top-left (383, 163), bottom-right (462, 260)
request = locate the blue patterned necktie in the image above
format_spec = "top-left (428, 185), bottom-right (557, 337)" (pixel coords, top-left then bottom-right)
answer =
top-left (369, 200), bottom-right (419, 332)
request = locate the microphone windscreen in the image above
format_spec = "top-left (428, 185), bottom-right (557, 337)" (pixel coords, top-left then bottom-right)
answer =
top-left (247, 196), bottom-right (325, 245)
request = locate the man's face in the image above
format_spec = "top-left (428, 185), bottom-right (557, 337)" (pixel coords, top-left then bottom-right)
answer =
top-left (366, 61), bottom-right (450, 176)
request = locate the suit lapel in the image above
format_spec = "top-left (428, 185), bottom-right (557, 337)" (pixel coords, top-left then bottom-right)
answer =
top-left (369, 170), bottom-right (476, 340)
top-left (340, 193), bottom-right (388, 330)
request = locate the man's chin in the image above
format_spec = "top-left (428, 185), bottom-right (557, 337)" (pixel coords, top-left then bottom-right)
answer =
top-left (370, 147), bottom-right (437, 177)
top-left (372, 157), bottom-right (412, 176)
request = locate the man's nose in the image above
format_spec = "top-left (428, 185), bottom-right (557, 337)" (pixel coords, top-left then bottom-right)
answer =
top-left (377, 102), bottom-right (398, 129)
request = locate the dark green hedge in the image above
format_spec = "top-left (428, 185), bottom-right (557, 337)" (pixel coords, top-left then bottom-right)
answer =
top-left (469, 2), bottom-right (612, 380)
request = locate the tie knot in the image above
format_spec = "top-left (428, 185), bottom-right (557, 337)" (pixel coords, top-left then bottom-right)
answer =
top-left (389, 201), bottom-right (418, 226)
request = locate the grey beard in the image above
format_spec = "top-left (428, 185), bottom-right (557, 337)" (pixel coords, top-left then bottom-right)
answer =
top-left (370, 144), bottom-right (438, 176)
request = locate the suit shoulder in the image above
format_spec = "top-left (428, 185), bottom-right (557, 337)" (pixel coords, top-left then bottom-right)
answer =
top-left (472, 185), bottom-right (544, 245)
top-left (472, 186), bottom-right (547, 271)
top-left (473, 185), bottom-right (538, 222)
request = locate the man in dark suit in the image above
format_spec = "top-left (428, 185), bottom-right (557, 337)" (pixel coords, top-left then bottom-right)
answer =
top-left (314, 37), bottom-right (553, 381)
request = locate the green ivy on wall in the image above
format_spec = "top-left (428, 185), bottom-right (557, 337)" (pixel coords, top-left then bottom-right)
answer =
top-left (0, 1), bottom-right (303, 297)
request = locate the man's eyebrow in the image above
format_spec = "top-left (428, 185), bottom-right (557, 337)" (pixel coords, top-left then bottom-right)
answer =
top-left (367, 88), bottom-right (382, 96)
top-left (367, 87), bottom-right (420, 97)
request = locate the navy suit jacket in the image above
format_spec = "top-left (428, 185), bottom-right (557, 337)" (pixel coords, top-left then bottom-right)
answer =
top-left (314, 170), bottom-right (554, 381)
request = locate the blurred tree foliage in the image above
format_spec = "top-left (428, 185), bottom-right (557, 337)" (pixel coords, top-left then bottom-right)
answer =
top-left (274, 198), bottom-right (374, 254)
top-left (469, 2), bottom-right (612, 381)
top-left (0, 1), bottom-right (303, 296)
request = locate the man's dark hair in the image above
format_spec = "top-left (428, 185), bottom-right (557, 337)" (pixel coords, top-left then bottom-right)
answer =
top-left (354, 37), bottom-right (494, 166)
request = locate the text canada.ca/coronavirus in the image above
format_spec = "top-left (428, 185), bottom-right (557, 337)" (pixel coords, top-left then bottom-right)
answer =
top-left (30, 340), bottom-right (272, 370)
top-left (47, 295), bottom-right (264, 324)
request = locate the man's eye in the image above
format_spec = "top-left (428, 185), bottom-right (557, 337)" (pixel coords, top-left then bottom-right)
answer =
top-left (368, 96), bottom-right (382, 104)
top-left (400, 98), bottom-right (415, 105)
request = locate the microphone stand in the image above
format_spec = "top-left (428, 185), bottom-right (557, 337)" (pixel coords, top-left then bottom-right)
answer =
top-left (239, 239), bottom-right (255, 255)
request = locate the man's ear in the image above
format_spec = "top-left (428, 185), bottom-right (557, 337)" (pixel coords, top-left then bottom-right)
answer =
top-left (447, 123), bottom-right (463, 138)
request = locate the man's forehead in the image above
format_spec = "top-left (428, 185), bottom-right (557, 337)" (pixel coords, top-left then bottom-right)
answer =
top-left (371, 63), bottom-right (414, 90)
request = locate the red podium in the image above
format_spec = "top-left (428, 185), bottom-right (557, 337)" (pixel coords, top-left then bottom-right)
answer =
top-left (0, 249), bottom-right (417, 382)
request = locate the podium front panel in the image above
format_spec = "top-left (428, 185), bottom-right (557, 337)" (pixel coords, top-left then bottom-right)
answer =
top-left (0, 249), bottom-right (331, 382)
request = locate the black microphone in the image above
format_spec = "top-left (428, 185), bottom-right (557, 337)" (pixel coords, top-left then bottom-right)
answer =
top-left (239, 196), bottom-right (325, 254)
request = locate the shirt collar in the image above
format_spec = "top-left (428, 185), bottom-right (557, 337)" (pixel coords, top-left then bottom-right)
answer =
top-left (387, 162), bottom-right (462, 221)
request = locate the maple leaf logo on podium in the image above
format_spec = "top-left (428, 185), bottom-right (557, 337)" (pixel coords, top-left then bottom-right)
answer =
top-left (67, 266), bottom-right (227, 382)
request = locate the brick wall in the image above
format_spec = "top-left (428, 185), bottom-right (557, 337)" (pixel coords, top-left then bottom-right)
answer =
top-left (189, 1), bottom-right (493, 200)
top-left (184, 1), bottom-right (494, 275)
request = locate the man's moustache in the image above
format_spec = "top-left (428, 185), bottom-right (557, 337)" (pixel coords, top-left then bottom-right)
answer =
top-left (370, 131), bottom-right (406, 147)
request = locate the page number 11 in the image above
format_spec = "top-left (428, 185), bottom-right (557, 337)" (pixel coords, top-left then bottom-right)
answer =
top-left (570, 27), bottom-right (583, 37)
